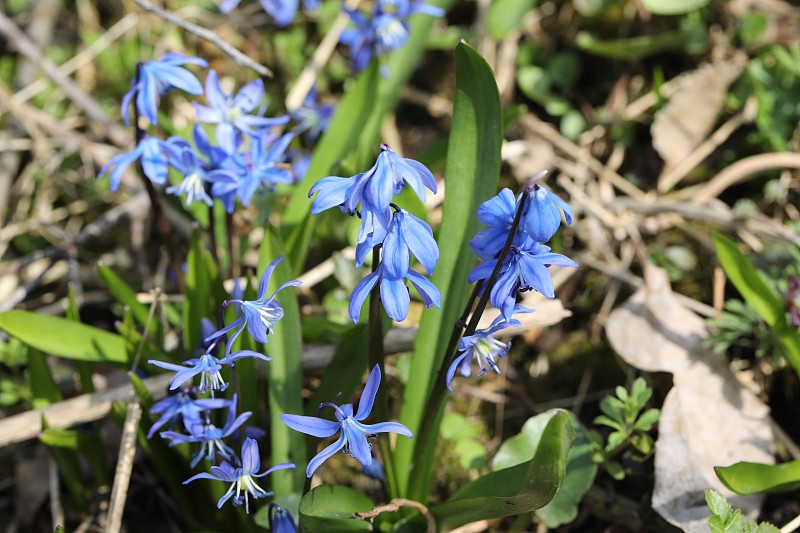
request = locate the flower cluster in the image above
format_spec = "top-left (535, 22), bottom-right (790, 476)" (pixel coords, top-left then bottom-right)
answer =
top-left (341, 0), bottom-right (445, 73)
top-left (448, 173), bottom-right (578, 389)
top-left (98, 54), bottom-right (323, 212)
top-left (219, 0), bottom-right (319, 28)
top-left (281, 365), bottom-right (412, 477)
top-left (309, 144), bottom-right (441, 323)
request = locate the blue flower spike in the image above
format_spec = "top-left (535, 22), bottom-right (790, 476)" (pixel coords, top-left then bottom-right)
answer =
top-left (184, 437), bottom-right (296, 513)
top-left (280, 365), bottom-right (413, 478)
top-left (122, 52), bottom-right (207, 126)
top-left (206, 256), bottom-right (301, 358)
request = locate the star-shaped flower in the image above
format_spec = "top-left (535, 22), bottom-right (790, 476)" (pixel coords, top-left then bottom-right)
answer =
top-left (184, 438), bottom-right (295, 513)
top-left (280, 365), bottom-right (412, 477)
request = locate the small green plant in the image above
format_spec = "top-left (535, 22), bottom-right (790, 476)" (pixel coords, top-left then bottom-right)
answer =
top-left (589, 377), bottom-right (660, 479)
top-left (706, 489), bottom-right (779, 533)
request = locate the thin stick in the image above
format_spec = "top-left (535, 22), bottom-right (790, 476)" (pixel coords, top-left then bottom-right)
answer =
top-left (132, 0), bottom-right (272, 77)
top-left (105, 400), bottom-right (142, 533)
top-left (354, 498), bottom-right (435, 533)
top-left (782, 513), bottom-right (800, 533)
top-left (49, 457), bottom-right (64, 530)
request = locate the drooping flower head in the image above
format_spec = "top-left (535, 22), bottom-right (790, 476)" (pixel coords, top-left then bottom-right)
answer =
top-left (122, 52), bottom-right (207, 126)
top-left (268, 504), bottom-right (298, 532)
top-left (194, 70), bottom-right (290, 152)
top-left (206, 256), bottom-right (301, 358)
top-left (147, 389), bottom-right (231, 438)
top-left (98, 136), bottom-right (173, 192)
top-left (161, 394), bottom-right (252, 467)
top-left (148, 349), bottom-right (269, 394)
top-left (280, 365), bottom-right (413, 477)
top-left (446, 308), bottom-right (530, 392)
top-left (184, 438), bottom-right (296, 513)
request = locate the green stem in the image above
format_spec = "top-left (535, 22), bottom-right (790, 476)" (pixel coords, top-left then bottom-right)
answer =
top-left (368, 244), bottom-right (400, 497)
top-left (407, 190), bottom-right (530, 501)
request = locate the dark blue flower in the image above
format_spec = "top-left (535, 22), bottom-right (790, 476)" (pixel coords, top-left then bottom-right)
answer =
top-left (194, 70), bottom-right (289, 152)
top-left (147, 390), bottom-right (231, 438)
top-left (280, 365), bottom-right (413, 477)
top-left (468, 237), bottom-right (578, 320)
top-left (269, 504), bottom-right (298, 532)
top-left (446, 309), bottom-right (530, 392)
top-left (206, 256), bottom-right (300, 357)
top-left (184, 438), bottom-right (295, 513)
top-left (523, 183), bottom-right (573, 243)
top-left (122, 52), bottom-right (207, 126)
top-left (98, 136), bottom-right (173, 192)
top-left (161, 394), bottom-right (252, 467)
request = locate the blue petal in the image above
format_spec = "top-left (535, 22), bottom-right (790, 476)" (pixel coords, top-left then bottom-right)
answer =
top-left (242, 303), bottom-right (269, 343)
top-left (280, 414), bottom-right (341, 438)
top-left (233, 79), bottom-right (264, 112)
top-left (354, 365), bottom-right (381, 421)
top-left (399, 211), bottom-right (438, 275)
top-left (380, 274), bottom-right (409, 321)
top-left (349, 270), bottom-right (380, 324)
top-left (382, 215), bottom-right (408, 279)
top-left (309, 176), bottom-right (352, 213)
top-left (446, 351), bottom-right (469, 392)
top-left (477, 188), bottom-right (515, 227)
top-left (306, 433), bottom-right (347, 477)
top-left (258, 256), bottom-right (283, 299)
top-left (405, 270), bottom-right (441, 309)
top-left (242, 437), bottom-right (261, 474)
top-left (358, 420), bottom-right (414, 438)
top-left (342, 421), bottom-right (372, 466)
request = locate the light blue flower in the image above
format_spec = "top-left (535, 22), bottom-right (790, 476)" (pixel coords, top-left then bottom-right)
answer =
top-left (349, 261), bottom-right (440, 323)
top-left (291, 86), bottom-right (333, 141)
top-left (446, 309), bottom-right (530, 392)
top-left (147, 390), bottom-right (231, 438)
top-left (468, 237), bottom-right (578, 320)
top-left (184, 438), bottom-right (295, 513)
top-left (280, 365), bottom-right (413, 477)
top-left (219, 0), bottom-right (302, 27)
top-left (98, 136), bottom-right (173, 192)
top-left (206, 256), bottom-right (300, 356)
top-left (122, 52), bottom-right (207, 126)
top-left (164, 140), bottom-right (240, 206)
top-left (161, 394), bottom-right (252, 467)
top-left (355, 208), bottom-right (438, 271)
top-left (523, 183), bottom-right (573, 243)
top-left (309, 144), bottom-right (436, 247)
top-left (194, 70), bottom-right (289, 152)
top-left (148, 350), bottom-right (269, 394)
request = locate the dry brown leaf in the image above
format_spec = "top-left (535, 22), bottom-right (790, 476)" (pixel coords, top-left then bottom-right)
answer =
top-left (652, 58), bottom-right (745, 173)
top-left (605, 265), bottom-right (774, 532)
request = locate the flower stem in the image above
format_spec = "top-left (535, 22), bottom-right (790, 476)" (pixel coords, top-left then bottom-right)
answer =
top-left (407, 190), bottom-right (530, 502)
top-left (368, 244), bottom-right (399, 497)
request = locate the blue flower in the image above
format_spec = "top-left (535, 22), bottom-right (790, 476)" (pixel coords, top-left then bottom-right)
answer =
top-left (148, 350), bottom-right (270, 394)
top-left (523, 183), bottom-right (573, 243)
top-left (349, 261), bottom-right (440, 323)
top-left (147, 390), bottom-right (231, 438)
top-left (356, 208), bottom-right (438, 270)
top-left (98, 136), bottom-right (172, 192)
top-left (268, 504), bottom-right (298, 532)
top-left (206, 256), bottom-right (300, 357)
top-left (122, 52), bottom-right (207, 126)
top-left (184, 438), bottom-right (295, 513)
top-left (220, 0), bottom-right (300, 27)
top-left (446, 308), bottom-right (530, 392)
top-left (340, 0), bottom-right (444, 73)
top-left (309, 144), bottom-right (437, 247)
top-left (291, 86), bottom-right (333, 141)
top-left (280, 365), bottom-right (413, 477)
top-left (194, 70), bottom-right (289, 152)
top-left (164, 140), bottom-right (240, 206)
top-left (468, 237), bottom-right (578, 320)
top-left (161, 394), bottom-right (252, 467)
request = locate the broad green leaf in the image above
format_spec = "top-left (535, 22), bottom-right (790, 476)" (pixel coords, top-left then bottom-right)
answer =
top-left (282, 63), bottom-right (379, 274)
top-left (429, 411), bottom-right (574, 530)
top-left (298, 485), bottom-right (374, 532)
top-left (487, 0), bottom-right (537, 40)
top-left (28, 349), bottom-right (62, 409)
top-left (397, 41), bottom-right (503, 499)
top-left (258, 228), bottom-right (306, 495)
top-left (0, 310), bottom-right (127, 363)
top-left (715, 460), bottom-right (800, 495)
top-left (575, 31), bottom-right (690, 61)
top-left (493, 410), bottom-right (597, 527)
top-left (643, 0), bottom-right (709, 15)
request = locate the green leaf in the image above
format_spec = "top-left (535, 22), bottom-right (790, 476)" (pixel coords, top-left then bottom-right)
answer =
top-left (705, 489), bottom-right (733, 519)
top-left (492, 410), bottom-right (596, 528)
top-left (183, 232), bottom-right (213, 353)
top-left (643, 0), bottom-right (709, 15)
top-left (258, 228), bottom-right (306, 495)
top-left (28, 349), bottom-right (62, 409)
top-left (429, 410), bottom-right (574, 531)
top-left (575, 31), bottom-right (690, 61)
top-left (98, 264), bottom-right (161, 340)
top-left (713, 234), bottom-right (784, 328)
top-left (397, 40), bottom-right (503, 499)
top-left (487, 0), bottom-right (537, 40)
top-left (715, 460), bottom-right (800, 495)
top-left (307, 324), bottom-right (369, 416)
top-left (298, 485), bottom-right (374, 532)
top-left (40, 417), bottom-right (91, 511)
top-left (633, 408), bottom-right (660, 432)
top-left (282, 63), bottom-right (379, 274)
top-left (0, 310), bottom-right (127, 363)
